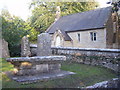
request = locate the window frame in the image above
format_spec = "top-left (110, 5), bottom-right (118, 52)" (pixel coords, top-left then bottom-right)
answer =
top-left (77, 33), bottom-right (80, 42)
top-left (113, 33), bottom-right (116, 43)
top-left (90, 32), bottom-right (97, 41)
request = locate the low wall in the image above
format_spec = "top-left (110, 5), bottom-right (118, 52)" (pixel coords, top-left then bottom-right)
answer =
top-left (30, 44), bottom-right (120, 72)
top-left (86, 78), bottom-right (119, 88)
top-left (52, 47), bottom-right (120, 58)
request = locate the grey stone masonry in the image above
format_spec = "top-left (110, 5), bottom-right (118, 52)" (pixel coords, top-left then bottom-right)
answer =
top-left (52, 47), bottom-right (120, 58)
top-left (6, 56), bottom-right (66, 62)
top-left (37, 33), bottom-right (52, 56)
top-left (86, 78), bottom-right (119, 88)
top-left (6, 33), bottom-right (75, 83)
top-left (30, 45), bottom-right (120, 57)
top-left (52, 47), bottom-right (120, 72)
top-left (6, 56), bottom-right (66, 76)
top-left (6, 71), bottom-right (75, 84)
top-left (21, 36), bottom-right (31, 57)
top-left (30, 45), bottom-right (120, 72)
top-left (2, 38), bottom-right (10, 58)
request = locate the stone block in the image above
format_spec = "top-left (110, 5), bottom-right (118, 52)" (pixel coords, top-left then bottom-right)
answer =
top-left (77, 59), bottom-right (83, 63)
top-left (17, 69), bottom-right (36, 75)
top-left (20, 62), bottom-right (32, 69)
top-left (2, 38), bottom-right (10, 58)
top-left (84, 61), bottom-right (91, 65)
top-left (37, 33), bottom-right (52, 56)
top-left (91, 60), bottom-right (97, 65)
top-left (21, 36), bottom-right (31, 57)
top-left (36, 64), bottom-right (48, 73)
top-left (48, 64), bottom-right (61, 72)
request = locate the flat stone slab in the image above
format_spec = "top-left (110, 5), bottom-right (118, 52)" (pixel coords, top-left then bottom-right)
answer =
top-left (6, 71), bottom-right (75, 84)
top-left (6, 56), bottom-right (66, 62)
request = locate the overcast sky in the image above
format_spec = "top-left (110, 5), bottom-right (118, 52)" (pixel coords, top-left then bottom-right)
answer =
top-left (0, 0), bottom-right (111, 21)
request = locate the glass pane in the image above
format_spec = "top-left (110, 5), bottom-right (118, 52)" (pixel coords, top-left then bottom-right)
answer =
top-left (94, 33), bottom-right (96, 41)
top-left (90, 32), bottom-right (93, 41)
top-left (55, 36), bottom-right (61, 47)
top-left (78, 33), bottom-right (80, 42)
top-left (94, 36), bottom-right (96, 41)
top-left (94, 33), bottom-right (96, 37)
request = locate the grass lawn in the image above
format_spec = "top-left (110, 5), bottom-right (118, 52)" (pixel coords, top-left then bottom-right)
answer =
top-left (1, 58), bottom-right (117, 88)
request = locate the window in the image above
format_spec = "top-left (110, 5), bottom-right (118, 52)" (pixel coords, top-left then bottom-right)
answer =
top-left (113, 33), bottom-right (116, 43)
top-left (78, 33), bottom-right (80, 42)
top-left (55, 35), bottom-right (61, 47)
top-left (90, 32), bottom-right (97, 41)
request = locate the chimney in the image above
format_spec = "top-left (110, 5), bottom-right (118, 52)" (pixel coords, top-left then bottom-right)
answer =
top-left (55, 6), bottom-right (61, 21)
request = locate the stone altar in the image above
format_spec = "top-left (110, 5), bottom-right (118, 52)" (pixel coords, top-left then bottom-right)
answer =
top-left (6, 33), bottom-right (75, 84)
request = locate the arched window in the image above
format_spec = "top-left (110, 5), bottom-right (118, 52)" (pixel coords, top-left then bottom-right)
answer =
top-left (55, 35), bottom-right (61, 47)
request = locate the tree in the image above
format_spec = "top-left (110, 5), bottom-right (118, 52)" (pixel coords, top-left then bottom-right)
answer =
top-left (29, 1), bottom-right (98, 33)
top-left (1, 9), bottom-right (33, 56)
top-left (107, 1), bottom-right (120, 12)
top-left (107, 1), bottom-right (120, 30)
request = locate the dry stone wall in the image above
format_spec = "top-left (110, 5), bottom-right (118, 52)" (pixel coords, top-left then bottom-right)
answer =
top-left (86, 78), bottom-right (119, 88)
top-left (30, 45), bottom-right (120, 72)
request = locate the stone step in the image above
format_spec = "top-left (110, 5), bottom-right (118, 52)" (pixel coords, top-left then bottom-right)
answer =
top-left (6, 71), bottom-right (75, 84)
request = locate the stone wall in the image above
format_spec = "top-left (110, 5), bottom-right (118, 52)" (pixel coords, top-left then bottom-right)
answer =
top-left (67, 29), bottom-right (107, 48)
top-left (51, 30), bottom-right (65, 47)
top-left (50, 28), bottom-right (108, 48)
top-left (30, 45), bottom-right (120, 72)
top-left (52, 47), bottom-right (120, 72)
top-left (86, 78), bottom-right (119, 88)
top-left (30, 44), bottom-right (37, 56)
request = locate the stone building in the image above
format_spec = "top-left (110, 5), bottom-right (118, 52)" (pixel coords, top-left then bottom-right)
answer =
top-left (46, 6), bottom-right (120, 49)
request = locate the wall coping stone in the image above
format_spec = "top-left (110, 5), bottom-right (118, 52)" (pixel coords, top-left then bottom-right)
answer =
top-left (86, 78), bottom-right (119, 88)
top-left (52, 47), bottom-right (120, 53)
top-left (30, 44), bottom-right (37, 48)
top-left (30, 44), bottom-right (120, 53)
top-left (6, 56), bottom-right (66, 62)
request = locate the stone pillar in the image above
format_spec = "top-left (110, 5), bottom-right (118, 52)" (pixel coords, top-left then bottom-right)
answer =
top-left (37, 33), bottom-right (52, 56)
top-left (21, 36), bottom-right (31, 57)
top-left (2, 38), bottom-right (10, 58)
top-left (37, 33), bottom-right (52, 72)
top-left (37, 33), bottom-right (61, 72)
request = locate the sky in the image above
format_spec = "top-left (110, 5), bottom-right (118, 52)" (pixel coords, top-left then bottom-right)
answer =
top-left (0, 0), bottom-right (111, 21)
top-left (0, 0), bottom-right (32, 20)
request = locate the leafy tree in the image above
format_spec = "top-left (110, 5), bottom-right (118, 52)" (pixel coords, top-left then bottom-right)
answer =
top-left (107, 1), bottom-right (120, 12)
top-left (1, 9), bottom-right (34, 56)
top-left (29, 1), bottom-right (98, 33)
top-left (107, 1), bottom-right (120, 29)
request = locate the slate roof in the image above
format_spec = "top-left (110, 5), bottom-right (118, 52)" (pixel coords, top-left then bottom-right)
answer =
top-left (46, 6), bottom-right (112, 41)
top-left (59, 29), bottom-right (72, 41)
